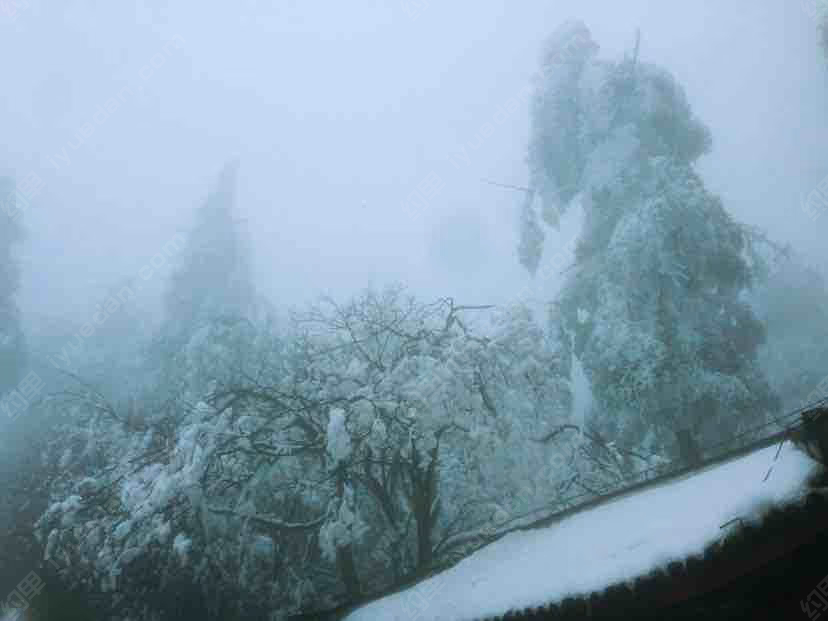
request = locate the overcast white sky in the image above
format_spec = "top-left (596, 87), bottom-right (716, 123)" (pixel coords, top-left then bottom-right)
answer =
top-left (2, 0), bottom-right (827, 323)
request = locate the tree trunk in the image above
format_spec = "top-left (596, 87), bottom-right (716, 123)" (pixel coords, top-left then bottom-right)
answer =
top-left (415, 510), bottom-right (433, 570)
top-left (336, 544), bottom-right (361, 601)
top-left (334, 468), bottom-right (361, 600)
top-left (411, 443), bottom-right (439, 572)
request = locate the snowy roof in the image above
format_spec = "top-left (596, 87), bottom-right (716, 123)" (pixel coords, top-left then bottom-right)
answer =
top-left (344, 441), bottom-right (820, 621)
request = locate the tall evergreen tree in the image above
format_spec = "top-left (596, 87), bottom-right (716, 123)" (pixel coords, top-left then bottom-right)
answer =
top-left (164, 159), bottom-right (254, 333)
top-left (523, 23), bottom-right (778, 456)
top-left (0, 176), bottom-right (26, 395)
top-left (156, 160), bottom-right (256, 399)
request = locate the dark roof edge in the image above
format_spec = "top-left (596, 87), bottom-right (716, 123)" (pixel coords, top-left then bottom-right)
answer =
top-left (481, 486), bottom-right (828, 620)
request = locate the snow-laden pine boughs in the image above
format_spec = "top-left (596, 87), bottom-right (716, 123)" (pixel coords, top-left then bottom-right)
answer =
top-left (529, 21), bottom-right (599, 214)
top-left (525, 23), bottom-right (777, 455)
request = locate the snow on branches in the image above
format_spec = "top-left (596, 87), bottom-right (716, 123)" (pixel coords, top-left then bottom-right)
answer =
top-left (33, 288), bottom-right (580, 616)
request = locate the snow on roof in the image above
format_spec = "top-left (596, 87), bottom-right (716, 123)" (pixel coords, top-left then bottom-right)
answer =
top-left (345, 442), bottom-right (820, 621)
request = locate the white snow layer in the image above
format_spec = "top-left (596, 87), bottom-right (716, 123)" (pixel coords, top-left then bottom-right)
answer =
top-left (345, 442), bottom-right (820, 621)
top-left (327, 408), bottom-right (352, 466)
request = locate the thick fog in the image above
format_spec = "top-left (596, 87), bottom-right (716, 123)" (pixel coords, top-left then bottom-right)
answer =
top-left (2, 0), bottom-right (826, 323)
top-left (6, 3), bottom-right (828, 620)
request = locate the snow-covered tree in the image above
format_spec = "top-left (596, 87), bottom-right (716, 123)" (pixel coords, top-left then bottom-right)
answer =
top-left (289, 290), bottom-right (574, 572)
top-left (523, 23), bottom-right (778, 457)
top-left (155, 160), bottom-right (258, 401)
top-left (33, 287), bottom-right (577, 618)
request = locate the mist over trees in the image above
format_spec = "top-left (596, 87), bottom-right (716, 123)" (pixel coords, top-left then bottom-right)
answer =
top-left (1, 12), bottom-right (828, 621)
top-left (751, 254), bottom-right (828, 411)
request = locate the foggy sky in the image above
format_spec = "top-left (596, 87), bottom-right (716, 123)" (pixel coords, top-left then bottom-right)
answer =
top-left (2, 0), bottom-right (827, 326)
